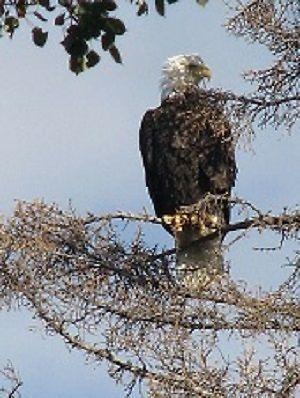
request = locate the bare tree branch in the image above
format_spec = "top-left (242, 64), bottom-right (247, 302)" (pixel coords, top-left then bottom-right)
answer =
top-left (0, 362), bottom-right (22, 398)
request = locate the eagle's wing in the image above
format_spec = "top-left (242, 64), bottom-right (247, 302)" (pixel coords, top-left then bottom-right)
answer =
top-left (139, 88), bottom-right (237, 231)
top-left (139, 109), bottom-right (158, 209)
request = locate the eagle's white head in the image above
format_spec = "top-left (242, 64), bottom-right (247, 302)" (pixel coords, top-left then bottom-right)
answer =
top-left (160, 54), bottom-right (211, 101)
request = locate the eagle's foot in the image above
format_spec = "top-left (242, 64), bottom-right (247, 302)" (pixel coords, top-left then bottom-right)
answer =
top-left (162, 210), bottom-right (220, 238)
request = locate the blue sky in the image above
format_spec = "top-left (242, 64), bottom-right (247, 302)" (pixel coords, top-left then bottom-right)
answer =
top-left (0, 1), bottom-right (298, 397)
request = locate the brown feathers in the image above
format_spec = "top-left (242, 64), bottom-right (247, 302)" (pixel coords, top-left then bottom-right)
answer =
top-left (139, 87), bottom-right (237, 236)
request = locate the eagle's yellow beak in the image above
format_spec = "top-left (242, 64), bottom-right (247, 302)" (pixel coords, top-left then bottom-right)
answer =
top-left (199, 64), bottom-right (212, 80)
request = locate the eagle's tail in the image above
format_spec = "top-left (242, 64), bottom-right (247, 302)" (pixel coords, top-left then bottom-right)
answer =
top-left (176, 235), bottom-right (224, 292)
top-left (162, 202), bottom-right (227, 291)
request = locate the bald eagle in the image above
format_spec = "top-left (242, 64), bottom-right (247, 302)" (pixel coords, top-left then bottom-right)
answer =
top-left (139, 55), bottom-right (237, 287)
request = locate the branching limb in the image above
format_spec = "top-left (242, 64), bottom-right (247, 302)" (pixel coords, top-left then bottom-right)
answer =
top-left (0, 362), bottom-right (22, 398)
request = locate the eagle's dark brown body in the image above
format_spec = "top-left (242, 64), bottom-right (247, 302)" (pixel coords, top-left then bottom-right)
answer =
top-left (139, 87), bottom-right (237, 235)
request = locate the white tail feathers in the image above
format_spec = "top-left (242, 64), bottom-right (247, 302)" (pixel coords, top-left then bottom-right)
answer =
top-left (177, 236), bottom-right (224, 292)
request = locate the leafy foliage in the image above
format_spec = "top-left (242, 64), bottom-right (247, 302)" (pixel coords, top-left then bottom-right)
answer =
top-left (32, 27), bottom-right (48, 47)
top-left (0, 0), bottom-right (203, 74)
top-left (0, 0), bottom-right (126, 73)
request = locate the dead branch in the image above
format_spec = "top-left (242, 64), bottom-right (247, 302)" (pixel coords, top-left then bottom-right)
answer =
top-left (0, 362), bottom-right (22, 398)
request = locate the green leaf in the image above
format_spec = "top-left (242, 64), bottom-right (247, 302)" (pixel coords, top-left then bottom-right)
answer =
top-left (4, 17), bottom-right (19, 36)
top-left (32, 27), bottom-right (48, 47)
top-left (101, 31), bottom-right (115, 51)
top-left (55, 13), bottom-right (65, 26)
top-left (109, 45), bottom-right (122, 64)
top-left (86, 50), bottom-right (100, 68)
top-left (33, 11), bottom-right (48, 22)
top-left (16, 0), bottom-right (26, 18)
top-left (105, 17), bottom-right (126, 35)
top-left (58, 0), bottom-right (68, 6)
top-left (69, 56), bottom-right (85, 75)
top-left (61, 32), bottom-right (88, 57)
top-left (155, 0), bottom-right (165, 16)
top-left (196, 0), bottom-right (209, 7)
top-left (137, 2), bottom-right (148, 16)
top-left (101, 0), bottom-right (117, 11)
top-left (38, 0), bottom-right (55, 11)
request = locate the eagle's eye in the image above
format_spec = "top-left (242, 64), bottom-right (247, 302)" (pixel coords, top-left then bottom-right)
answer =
top-left (188, 63), bottom-right (199, 69)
